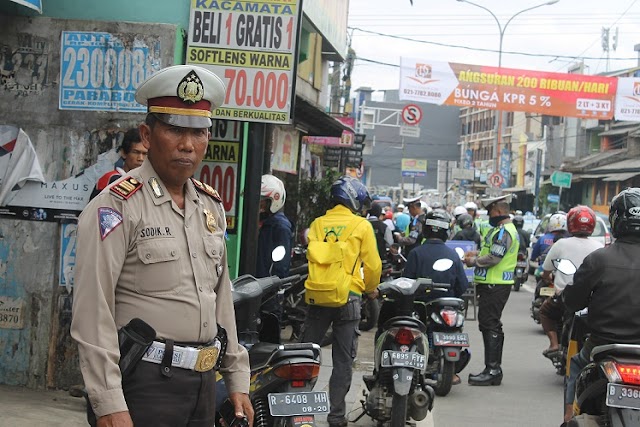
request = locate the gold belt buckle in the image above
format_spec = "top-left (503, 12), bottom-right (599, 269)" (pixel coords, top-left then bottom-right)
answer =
top-left (194, 346), bottom-right (219, 372)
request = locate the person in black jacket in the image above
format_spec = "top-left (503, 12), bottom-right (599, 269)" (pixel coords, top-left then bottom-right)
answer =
top-left (367, 203), bottom-right (393, 260)
top-left (451, 213), bottom-right (481, 248)
top-left (563, 188), bottom-right (640, 425)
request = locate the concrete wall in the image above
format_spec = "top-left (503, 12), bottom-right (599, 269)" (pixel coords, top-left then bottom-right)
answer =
top-left (0, 15), bottom-right (176, 388)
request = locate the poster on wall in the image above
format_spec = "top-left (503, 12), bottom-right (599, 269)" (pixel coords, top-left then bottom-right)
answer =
top-left (271, 126), bottom-right (299, 174)
top-left (186, 0), bottom-right (303, 124)
top-left (59, 31), bottom-right (162, 112)
top-left (0, 125), bottom-right (125, 221)
top-left (59, 223), bottom-right (77, 290)
top-left (193, 120), bottom-right (242, 233)
top-left (399, 58), bottom-right (617, 119)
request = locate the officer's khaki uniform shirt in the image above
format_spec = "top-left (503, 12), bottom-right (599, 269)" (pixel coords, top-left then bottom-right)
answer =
top-left (71, 159), bottom-right (249, 417)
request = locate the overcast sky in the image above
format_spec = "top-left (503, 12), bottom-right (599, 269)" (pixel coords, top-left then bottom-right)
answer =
top-left (347, 0), bottom-right (640, 95)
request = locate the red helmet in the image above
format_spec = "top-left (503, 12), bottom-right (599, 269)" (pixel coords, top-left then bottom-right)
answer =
top-left (567, 205), bottom-right (596, 236)
top-left (385, 210), bottom-right (393, 220)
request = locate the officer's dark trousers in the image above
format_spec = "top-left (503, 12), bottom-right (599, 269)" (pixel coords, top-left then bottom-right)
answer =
top-left (477, 284), bottom-right (511, 334)
top-left (302, 295), bottom-right (361, 425)
top-left (123, 361), bottom-right (216, 426)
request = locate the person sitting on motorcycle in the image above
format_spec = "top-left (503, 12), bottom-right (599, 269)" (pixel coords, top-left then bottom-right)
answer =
top-left (376, 210), bottom-right (469, 382)
top-left (563, 189), bottom-right (640, 425)
top-left (539, 205), bottom-right (603, 422)
top-left (512, 214), bottom-right (531, 255)
top-left (531, 212), bottom-right (568, 273)
top-left (452, 205), bottom-right (468, 235)
top-left (452, 213), bottom-right (482, 248)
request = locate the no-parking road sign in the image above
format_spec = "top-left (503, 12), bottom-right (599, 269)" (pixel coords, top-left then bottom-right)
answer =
top-left (401, 104), bottom-right (423, 126)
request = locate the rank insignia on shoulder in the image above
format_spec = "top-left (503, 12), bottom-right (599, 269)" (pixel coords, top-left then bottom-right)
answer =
top-left (191, 178), bottom-right (222, 203)
top-left (110, 177), bottom-right (143, 200)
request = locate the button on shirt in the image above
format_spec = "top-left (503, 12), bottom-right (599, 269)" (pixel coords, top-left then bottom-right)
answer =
top-left (71, 160), bottom-right (249, 417)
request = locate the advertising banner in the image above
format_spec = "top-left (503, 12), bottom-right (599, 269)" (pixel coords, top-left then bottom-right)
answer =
top-left (193, 120), bottom-right (242, 232)
top-left (302, 134), bottom-right (353, 148)
top-left (271, 126), bottom-right (299, 174)
top-left (59, 31), bottom-right (162, 112)
top-left (186, 0), bottom-right (303, 124)
top-left (614, 77), bottom-right (640, 121)
top-left (9, 0), bottom-right (41, 13)
top-left (59, 223), bottom-right (77, 289)
top-left (400, 58), bottom-right (617, 119)
top-left (401, 158), bottom-right (427, 177)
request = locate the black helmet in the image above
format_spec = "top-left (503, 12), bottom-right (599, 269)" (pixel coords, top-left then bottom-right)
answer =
top-left (457, 213), bottom-right (474, 229)
top-left (423, 209), bottom-right (451, 241)
top-left (609, 187), bottom-right (640, 238)
top-left (512, 215), bottom-right (524, 229)
top-left (331, 176), bottom-right (372, 213)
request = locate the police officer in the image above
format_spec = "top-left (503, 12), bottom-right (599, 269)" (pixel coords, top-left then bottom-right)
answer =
top-left (464, 194), bottom-right (519, 386)
top-left (302, 176), bottom-right (381, 427)
top-left (394, 195), bottom-right (425, 255)
top-left (71, 65), bottom-right (252, 427)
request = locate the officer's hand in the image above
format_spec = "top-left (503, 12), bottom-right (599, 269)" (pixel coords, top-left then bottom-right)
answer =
top-left (96, 411), bottom-right (133, 427)
top-left (393, 232), bottom-right (402, 242)
top-left (230, 392), bottom-right (254, 427)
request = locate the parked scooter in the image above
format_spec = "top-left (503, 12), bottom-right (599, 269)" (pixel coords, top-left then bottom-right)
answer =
top-left (358, 259), bottom-right (458, 427)
top-left (217, 247), bottom-right (326, 427)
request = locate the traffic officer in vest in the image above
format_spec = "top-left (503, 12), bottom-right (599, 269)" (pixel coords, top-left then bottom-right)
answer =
top-left (394, 195), bottom-right (425, 255)
top-left (463, 194), bottom-right (519, 386)
top-left (71, 65), bottom-right (252, 427)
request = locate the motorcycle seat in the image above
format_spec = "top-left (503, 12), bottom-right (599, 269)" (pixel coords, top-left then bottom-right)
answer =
top-left (382, 316), bottom-right (427, 333)
top-left (424, 297), bottom-right (466, 309)
top-left (249, 342), bottom-right (280, 367)
top-left (249, 342), bottom-right (321, 369)
top-left (591, 343), bottom-right (640, 362)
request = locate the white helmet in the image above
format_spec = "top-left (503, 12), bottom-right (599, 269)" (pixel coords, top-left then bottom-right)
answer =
top-left (547, 213), bottom-right (567, 232)
top-left (453, 206), bottom-right (467, 218)
top-left (261, 174), bottom-right (286, 213)
top-left (464, 201), bottom-right (478, 211)
top-left (397, 204), bottom-right (405, 210)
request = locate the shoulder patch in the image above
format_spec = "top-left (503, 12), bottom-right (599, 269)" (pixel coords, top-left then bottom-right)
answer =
top-left (110, 177), bottom-right (143, 200)
top-left (191, 178), bottom-right (222, 203)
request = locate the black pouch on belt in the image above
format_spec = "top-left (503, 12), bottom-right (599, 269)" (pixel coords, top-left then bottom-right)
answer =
top-left (118, 318), bottom-right (156, 378)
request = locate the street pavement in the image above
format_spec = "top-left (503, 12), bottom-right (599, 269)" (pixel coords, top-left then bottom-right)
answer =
top-left (0, 275), bottom-right (563, 426)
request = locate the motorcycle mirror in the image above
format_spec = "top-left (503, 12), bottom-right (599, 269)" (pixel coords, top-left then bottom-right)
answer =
top-left (433, 258), bottom-right (454, 272)
top-left (552, 258), bottom-right (577, 275)
top-left (454, 247), bottom-right (465, 260)
top-left (272, 246), bottom-right (286, 263)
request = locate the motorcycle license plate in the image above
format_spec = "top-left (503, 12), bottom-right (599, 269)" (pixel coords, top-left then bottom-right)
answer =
top-left (607, 383), bottom-right (640, 410)
top-left (381, 350), bottom-right (426, 369)
top-left (517, 261), bottom-right (528, 268)
top-left (433, 332), bottom-right (470, 347)
top-left (540, 287), bottom-right (556, 297)
top-left (268, 391), bottom-right (329, 416)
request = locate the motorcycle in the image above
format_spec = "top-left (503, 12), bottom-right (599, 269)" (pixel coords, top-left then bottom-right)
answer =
top-left (513, 251), bottom-right (529, 292)
top-left (531, 276), bottom-right (556, 324)
top-left (217, 247), bottom-right (327, 427)
top-left (421, 295), bottom-right (470, 396)
top-left (359, 259), bottom-right (457, 427)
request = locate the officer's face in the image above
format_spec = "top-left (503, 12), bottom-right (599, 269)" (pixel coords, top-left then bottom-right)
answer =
top-left (140, 121), bottom-right (210, 187)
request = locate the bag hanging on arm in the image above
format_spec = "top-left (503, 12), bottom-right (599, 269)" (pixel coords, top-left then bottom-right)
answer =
top-left (304, 217), bottom-right (363, 307)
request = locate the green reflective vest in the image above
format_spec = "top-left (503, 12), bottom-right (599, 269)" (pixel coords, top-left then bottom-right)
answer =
top-left (473, 222), bottom-right (519, 285)
top-left (475, 218), bottom-right (492, 238)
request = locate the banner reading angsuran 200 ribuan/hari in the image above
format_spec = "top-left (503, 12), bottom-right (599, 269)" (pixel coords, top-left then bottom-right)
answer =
top-left (187, 0), bottom-right (303, 124)
top-left (399, 58), bottom-right (617, 120)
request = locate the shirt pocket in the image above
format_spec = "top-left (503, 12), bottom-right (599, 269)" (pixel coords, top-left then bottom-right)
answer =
top-left (203, 236), bottom-right (224, 289)
top-left (135, 238), bottom-right (181, 295)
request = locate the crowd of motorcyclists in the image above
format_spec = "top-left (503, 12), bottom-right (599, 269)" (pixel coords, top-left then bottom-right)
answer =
top-left (255, 173), bottom-right (640, 427)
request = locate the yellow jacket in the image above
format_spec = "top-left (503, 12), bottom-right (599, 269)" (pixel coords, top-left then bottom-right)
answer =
top-left (308, 205), bottom-right (382, 295)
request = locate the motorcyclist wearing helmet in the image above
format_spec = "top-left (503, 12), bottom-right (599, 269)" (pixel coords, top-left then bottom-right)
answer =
top-left (465, 201), bottom-right (492, 238)
top-left (452, 213), bottom-right (482, 248)
top-left (563, 189), bottom-right (640, 425)
top-left (257, 174), bottom-right (293, 279)
top-left (531, 212), bottom-right (568, 263)
top-left (394, 195), bottom-right (425, 255)
top-left (452, 205), bottom-right (468, 235)
top-left (394, 203), bottom-right (411, 233)
top-left (301, 176), bottom-right (381, 427)
top-left (512, 215), bottom-right (531, 256)
top-left (538, 205), bottom-right (603, 422)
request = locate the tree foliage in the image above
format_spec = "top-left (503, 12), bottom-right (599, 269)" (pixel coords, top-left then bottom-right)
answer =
top-left (288, 169), bottom-right (341, 235)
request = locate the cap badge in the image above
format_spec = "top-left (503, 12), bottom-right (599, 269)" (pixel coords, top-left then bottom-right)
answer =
top-left (177, 70), bottom-right (204, 104)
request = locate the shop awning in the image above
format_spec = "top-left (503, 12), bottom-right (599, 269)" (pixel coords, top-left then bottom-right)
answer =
top-left (602, 172), bottom-right (640, 182)
top-left (295, 96), bottom-right (353, 137)
top-left (501, 186), bottom-right (527, 193)
top-left (599, 125), bottom-right (640, 137)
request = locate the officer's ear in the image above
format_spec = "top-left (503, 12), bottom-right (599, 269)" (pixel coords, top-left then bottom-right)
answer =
top-left (139, 123), bottom-right (152, 150)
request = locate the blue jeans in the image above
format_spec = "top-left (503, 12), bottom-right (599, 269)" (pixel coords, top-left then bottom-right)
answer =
top-left (566, 342), bottom-right (592, 406)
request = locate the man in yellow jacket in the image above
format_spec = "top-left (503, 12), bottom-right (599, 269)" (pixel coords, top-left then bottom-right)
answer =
top-left (302, 176), bottom-right (382, 427)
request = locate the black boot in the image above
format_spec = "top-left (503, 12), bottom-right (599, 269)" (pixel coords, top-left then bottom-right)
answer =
top-left (468, 332), bottom-right (504, 386)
